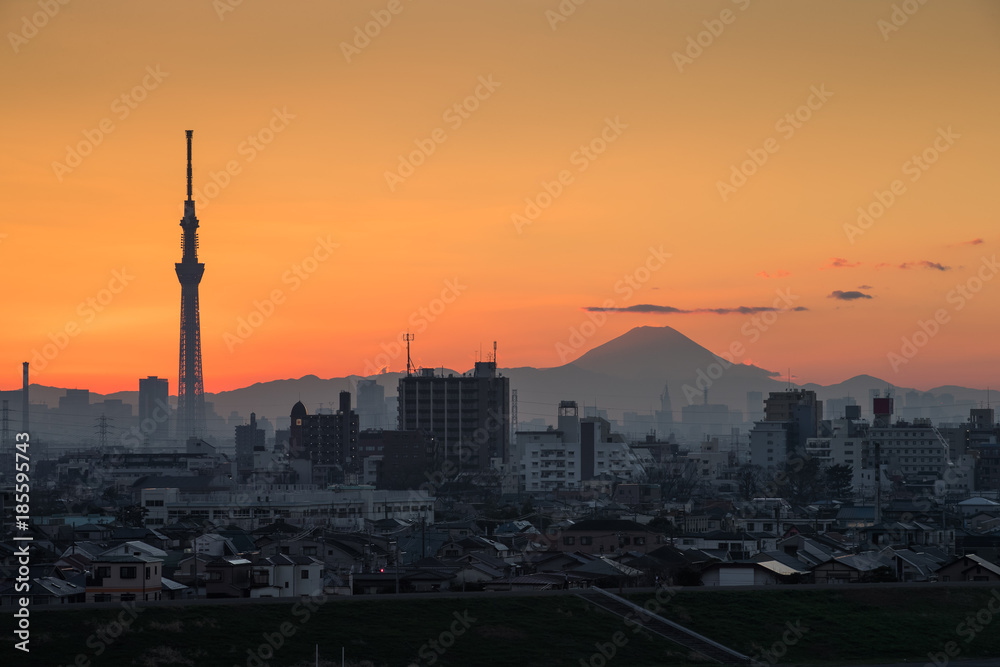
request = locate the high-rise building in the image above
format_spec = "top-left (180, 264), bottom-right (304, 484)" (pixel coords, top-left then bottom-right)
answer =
top-left (235, 412), bottom-right (266, 476)
top-left (288, 392), bottom-right (360, 484)
top-left (397, 361), bottom-right (509, 471)
top-left (763, 389), bottom-right (822, 450)
top-left (356, 379), bottom-right (387, 430)
top-left (175, 130), bottom-right (207, 440)
top-left (138, 376), bottom-right (170, 445)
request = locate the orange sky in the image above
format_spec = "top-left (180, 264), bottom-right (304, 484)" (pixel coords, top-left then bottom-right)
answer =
top-left (2, 0), bottom-right (998, 394)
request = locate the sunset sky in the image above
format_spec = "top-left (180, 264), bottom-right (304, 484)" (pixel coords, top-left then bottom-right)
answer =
top-left (2, 0), bottom-right (998, 395)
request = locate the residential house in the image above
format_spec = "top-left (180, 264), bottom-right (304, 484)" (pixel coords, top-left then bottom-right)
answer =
top-left (86, 554), bottom-right (163, 602)
top-left (936, 554), bottom-right (1000, 583)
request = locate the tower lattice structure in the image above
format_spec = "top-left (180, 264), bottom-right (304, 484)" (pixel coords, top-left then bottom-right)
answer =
top-left (175, 130), bottom-right (206, 440)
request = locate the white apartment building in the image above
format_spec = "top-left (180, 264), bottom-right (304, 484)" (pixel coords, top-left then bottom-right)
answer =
top-left (513, 401), bottom-right (647, 493)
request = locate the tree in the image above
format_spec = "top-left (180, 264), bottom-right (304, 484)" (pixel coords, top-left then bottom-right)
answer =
top-left (780, 456), bottom-right (825, 504)
top-left (736, 464), bottom-right (764, 500)
top-left (115, 504), bottom-right (148, 528)
top-left (824, 464), bottom-right (854, 500)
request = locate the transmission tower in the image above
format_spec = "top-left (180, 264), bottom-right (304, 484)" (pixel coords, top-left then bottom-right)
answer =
top-left (95, 414), bottom-right (114, 449)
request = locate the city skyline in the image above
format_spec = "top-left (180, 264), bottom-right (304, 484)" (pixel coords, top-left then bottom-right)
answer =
top-left (3, 1), bottom-right (999, 395)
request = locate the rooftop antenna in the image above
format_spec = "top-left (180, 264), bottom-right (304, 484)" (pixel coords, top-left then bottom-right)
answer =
top-left (403, 331), bottom-right (415, 376)
top-left (493, 340), bottom-right (497, 365)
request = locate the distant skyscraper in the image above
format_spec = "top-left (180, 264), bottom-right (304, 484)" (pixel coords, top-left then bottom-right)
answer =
top-left (235, 412), bottom-right (266, 475)
top-left (655, 382), bottom-right (674, 438)
top-left (175, 131), bottom-right (206, 440)
top-left (138, 376), bottom-right (170, 444)
top-left (357, 379), bottom-right (387, 430)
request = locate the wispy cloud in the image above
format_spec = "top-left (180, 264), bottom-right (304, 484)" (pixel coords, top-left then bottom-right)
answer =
top-left (756, 269), bottom-right (791, 279)
top-left (829, 290), bottom-right (872, 301)
top-left (583, 304), bottom-right (809, 314)
top-left (876, 260), bottom-right (951, 271)
top-left (821, 257), bottom-right (861, 270)
top-left (961, 238), bottom-right (984, 246)
top-left (858, 284), bottom-right (873, 289)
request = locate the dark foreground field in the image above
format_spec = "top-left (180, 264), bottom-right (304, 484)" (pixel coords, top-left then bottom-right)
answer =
top-left (14, 585), bottom-right (1000, 666)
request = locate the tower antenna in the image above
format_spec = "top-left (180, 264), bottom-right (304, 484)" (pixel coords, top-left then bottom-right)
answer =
top-left (186, 130), bottom-right (193, 201)
top-left (403, 332), bottom-right (415, 376)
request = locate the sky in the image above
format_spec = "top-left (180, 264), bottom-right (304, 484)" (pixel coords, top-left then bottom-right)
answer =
top-left (2, 0), bottom-right (998, 395)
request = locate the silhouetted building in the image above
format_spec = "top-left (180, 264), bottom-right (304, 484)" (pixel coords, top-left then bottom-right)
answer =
top-left (138, 376), bottom-right (170, 445)
top-left (764, 389), bottom-right (822, 450)
top-left (357, 379), bottom-right (387, 430)
top-left (236, 412), bottom-right (266, 476)
top-left (397, 361), bottom-right (509, 471)
top-left (288, 392), bottom-right (360, 482)
top-left (358, 429), bottom-right (436, 489)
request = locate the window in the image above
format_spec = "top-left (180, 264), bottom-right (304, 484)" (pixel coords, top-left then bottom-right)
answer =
top-left (120, 593), bottom-right (136, 602)
top-left (580, 536), bottom-right (592, 545)
top-left (563, 537), bottom-right (575, 546)
top-left (301, 570), bottom-right (310, 579)
top-left (303, 546), bottom-right (317, 556)
top-left (634, 537), bottom-right (645, 546)
top-left (94, 594), bottom-right (113, 602)
top-left (145, 567), bottom-right (151, 580)
top-left (120, 566), bottom-right (137, 579)
top-left (96, 566), bottom-right (111, 578)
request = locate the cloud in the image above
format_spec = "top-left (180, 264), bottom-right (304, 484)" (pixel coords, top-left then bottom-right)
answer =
top-left (962, 238), bottom-right (984, 246)
top-left (756, 269), bottom-right (791, 279)
top-left (858, 284), bottom-right (873, 289)
top-left (821, 257), bottom-right (861, 270)
top-left (899, 260), bottom-right (951, 271)
top-left (828, 290), bottom-right (872, 301)
top-left (878, 260), bottom-right (952, 271)
top-left (583, 304), bottom-right (809, 314)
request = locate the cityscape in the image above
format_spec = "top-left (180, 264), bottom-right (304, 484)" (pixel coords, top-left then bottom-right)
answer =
top-left (3, 1), bottom-right (1000, 666)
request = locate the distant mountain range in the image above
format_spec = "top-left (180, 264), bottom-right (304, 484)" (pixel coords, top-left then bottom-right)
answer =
top-left (11, 326), bottom-right (992, 429)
